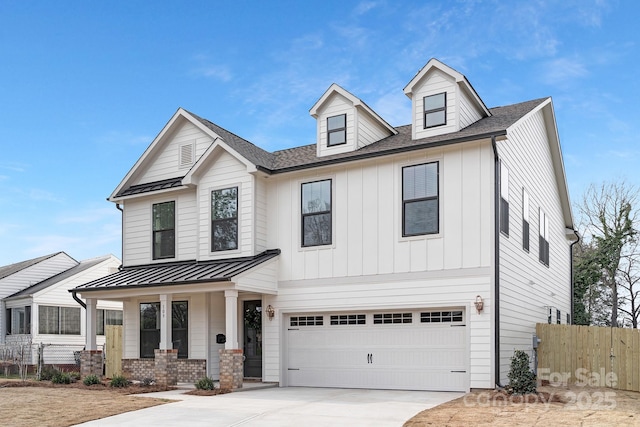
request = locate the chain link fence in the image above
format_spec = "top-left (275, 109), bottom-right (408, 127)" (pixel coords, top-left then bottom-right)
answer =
top-left (1, 338), bottom-right (104, 378)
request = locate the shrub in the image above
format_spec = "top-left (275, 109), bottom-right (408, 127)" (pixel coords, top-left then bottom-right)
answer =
top-left (83, 374), bottom-right (101, 386)
top-left (39, 366), bottom-right (59, 381)
top-left (195, 376), bottom-right (215, 390)
top-left (68, 371), bottom-right (81, 381)
top-left (110, 374), bottom-right (131, 388)
top-left (506, 350), bottom-right (537, 395)
top-left (51, 371), bottom-right (72, 384)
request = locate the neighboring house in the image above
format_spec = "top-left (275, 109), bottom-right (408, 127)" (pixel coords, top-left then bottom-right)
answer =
top-left (73, 58), bottom-right (577, 391)
top-left (1, 253), bottom-right (122, 365)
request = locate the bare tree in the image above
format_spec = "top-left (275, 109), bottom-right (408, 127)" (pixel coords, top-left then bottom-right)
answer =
top-left (578, 181), bottom-right (638, 327)
top-left (618, 239), bottom-right (640, 328)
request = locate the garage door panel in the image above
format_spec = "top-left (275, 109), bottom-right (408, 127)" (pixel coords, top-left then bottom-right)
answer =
top-left (287, 309), bottom-right (469, 391)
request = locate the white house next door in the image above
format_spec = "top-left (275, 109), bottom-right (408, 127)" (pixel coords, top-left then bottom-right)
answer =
top-left (286, 309), bottom-right (468, 392)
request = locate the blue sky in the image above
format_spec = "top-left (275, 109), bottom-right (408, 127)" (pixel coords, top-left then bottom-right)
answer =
top-left (0, 0), bottom-right (638, 265)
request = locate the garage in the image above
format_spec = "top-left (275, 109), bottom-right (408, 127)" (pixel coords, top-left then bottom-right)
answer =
top-left (286, 309), bottom-right (468, 392)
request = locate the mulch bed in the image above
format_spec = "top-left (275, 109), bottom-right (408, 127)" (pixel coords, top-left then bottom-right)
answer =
top-left (0, 379), bottom-right (173, 394)
top-left (184, 388), bottom-right (232, 396)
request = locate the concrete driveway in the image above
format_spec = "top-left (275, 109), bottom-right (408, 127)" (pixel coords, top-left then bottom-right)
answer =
top-left (76, 387), bottom-right (463, 426)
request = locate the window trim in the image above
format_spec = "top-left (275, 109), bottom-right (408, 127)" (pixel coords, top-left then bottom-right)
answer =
top-left (152, 201), bottom-right (176, 260)
top-left (499, 161), bottom-right (509, 237)
top-left (327, 114), bottom-right (347, 147)
top-left (402, 161), bottom-right (440, 237)
top-left (301, 178), bottom-right (333, 248)
top-left (211, 186), bottom-right (239, 252)
top-left (423, 92), bottom-right (447, 129)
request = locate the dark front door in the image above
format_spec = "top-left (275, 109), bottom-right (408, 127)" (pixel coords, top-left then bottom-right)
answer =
top-left (243, 300), bottom-right (262, 378)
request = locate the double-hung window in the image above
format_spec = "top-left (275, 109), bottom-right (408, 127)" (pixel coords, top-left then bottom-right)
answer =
top-left (97, 309), bottom-right (123, 335)
top-left (211, 187), bottom-right (238, 251)
top-left (499, 161), bottom-right (509, 236)
top-left (539, 208), bottom-right (550, 266)
top-left (38, 306), bottom-right (80, 335)
top-left (301, 179), bottom-right (332, 247)
top-left (402, 162), bottom-right (439, 236)
top-left (327, 114), bottom-right (346, 146)
top-left (423, 92), bottom-right (446, 128)
top-left (140, 301), bottom-right (188, 359)
top-left (522, 189), bottom-right (530, 251)
top-left (152, 201), bottom-right (175, 259)
top-left (6, 306), bottom-right (30, 335)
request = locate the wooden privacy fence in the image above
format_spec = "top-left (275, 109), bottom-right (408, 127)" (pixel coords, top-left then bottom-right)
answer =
top-left (536, 323), bottom-right (640, 392)
top-left (105, 325), bottom-right (123, 378)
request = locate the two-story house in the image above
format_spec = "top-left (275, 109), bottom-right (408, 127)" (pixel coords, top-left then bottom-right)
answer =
top-left (73, 59), bottom-right (576, 391)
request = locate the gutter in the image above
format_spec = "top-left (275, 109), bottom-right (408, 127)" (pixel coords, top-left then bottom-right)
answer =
top-left (491, 135), bottom-right (504, 388)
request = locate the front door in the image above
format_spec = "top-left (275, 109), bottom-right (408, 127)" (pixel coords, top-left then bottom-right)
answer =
top-left (243, 300), bottom-right (262, 378)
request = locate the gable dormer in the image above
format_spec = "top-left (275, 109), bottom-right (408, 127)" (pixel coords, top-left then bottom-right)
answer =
top-left (310, 83), bottom-right (396, 158)
top-left (403, 58), bottom-right (490, 140)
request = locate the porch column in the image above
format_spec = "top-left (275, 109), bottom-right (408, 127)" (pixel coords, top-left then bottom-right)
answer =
top-left (224, 290), bottom-right (239, 349)
top-left (159, 294), bottom-right (172, 350)
top-left (85, 298), bottom-right (97, 350)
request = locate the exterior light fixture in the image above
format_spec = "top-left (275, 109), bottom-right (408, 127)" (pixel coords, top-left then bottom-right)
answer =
top-left (474, 295), bottom-right (484, 313)
top-left (266, 304), bottom-right (275, 320)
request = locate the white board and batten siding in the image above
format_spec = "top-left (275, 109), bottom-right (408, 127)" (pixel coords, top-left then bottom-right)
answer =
top-left (316, 93), bottom-right (355, 157)
top-left (497, 106), bottom-right (572, 383)
top-left (411, 69), bottom-right (458, 140)
top-left (136, 120), bottom-right (213, 185)
top-left (122, 190), bottom-right (197, 265)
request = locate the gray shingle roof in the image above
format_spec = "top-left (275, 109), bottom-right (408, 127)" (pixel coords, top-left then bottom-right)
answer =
top-left (117, 98), bottom-right (546, 197)
top-left (72, 249), bottom-right (280, 292)
top-left (0, 252), bottom-right (68, 281)
top-left (5, 255), bottom-right (111, 300)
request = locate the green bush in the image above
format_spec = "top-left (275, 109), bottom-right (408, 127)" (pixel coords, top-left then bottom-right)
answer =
top-left (110, 374), bottom-right (131, 388)
top-left (68, 371), bottom-right (81, 381)
top-left (194, 376), bottom-right (215, 390)
top-left (506, 350), bottom-right (537, 395)
top-left (39, 366), bottom-right (59, 381)
top-left (51, 371), bottom-right (72, 384)
top-left (83, 374), bottom-right (101, 386)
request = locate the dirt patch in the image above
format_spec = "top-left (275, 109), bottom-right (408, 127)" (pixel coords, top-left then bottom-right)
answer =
top-left (0, 380), bottom-right (173, 427)
top-left (404, 386), bottom-right (640, 427)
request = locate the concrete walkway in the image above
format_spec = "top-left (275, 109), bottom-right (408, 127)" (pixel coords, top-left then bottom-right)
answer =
top-left (75, 387), bottom-right (463, 426)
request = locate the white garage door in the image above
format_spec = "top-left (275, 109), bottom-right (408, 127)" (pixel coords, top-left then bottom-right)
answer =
top-left (286, 309), bottom-right (468, 391)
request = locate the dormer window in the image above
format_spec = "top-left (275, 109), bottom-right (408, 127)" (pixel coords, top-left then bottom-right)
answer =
top-left (327, 114), bottom-right (346, 146)
top-left (423, 93), bottom-right (446, 128)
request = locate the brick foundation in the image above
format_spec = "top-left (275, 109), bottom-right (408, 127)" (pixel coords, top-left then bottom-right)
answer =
top-left (122, 358), bottom-right (206, 383)
top-left (219, 349), bottom-right (243, 390)
top-left (80, 350), bottom-right (103, 379)
top-left (154, 349), bottom-right (178, 386)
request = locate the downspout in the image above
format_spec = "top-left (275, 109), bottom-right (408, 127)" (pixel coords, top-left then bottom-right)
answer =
top-left (569, 230), bottom-right (581, 324)
top-left (116, 203), bottom-right (124, 270)
top-left (491, 135), bottom-right (504, 388)
top-left (71, 290), bottom-right (87, 310)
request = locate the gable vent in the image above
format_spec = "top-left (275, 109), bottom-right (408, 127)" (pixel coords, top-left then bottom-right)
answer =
top-left (179, 143), bottom-right (194, 168)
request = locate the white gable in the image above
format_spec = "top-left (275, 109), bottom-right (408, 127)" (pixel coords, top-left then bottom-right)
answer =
top-left (404, 59), bottom-right (489, 140)
top-left (310, 84), bottom-right (396, 158)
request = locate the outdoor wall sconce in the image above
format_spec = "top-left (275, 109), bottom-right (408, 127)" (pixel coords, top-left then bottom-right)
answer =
top-left (474, 295), bottom-right (484, 313)
top-left (266, 304), bottom-right (275, 320)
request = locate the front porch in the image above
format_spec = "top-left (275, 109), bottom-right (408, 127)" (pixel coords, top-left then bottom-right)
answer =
top-left (73, 250), bottom-right (280, 390)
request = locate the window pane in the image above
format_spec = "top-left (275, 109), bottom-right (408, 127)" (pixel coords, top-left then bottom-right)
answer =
top-left (154, 229), bottom-right (175, 258)
top-left (424, 93), bottom-right (445, 110)
top-left (302, 180), bottom-right (331, 214)
top-left (212, 187), bottom-right (237, 219)
top-left (213, 219), bottom-right (238, 251)
top-left (404, 199), bottom-right (438, 235)
top-left (60, 307), bottom-right (81, 335)
top-left (303, 212), bottom-right (332, 246)
top-left (328, 129), bottom-right (346, 145)
top-left (172, 301), bottom-right (188, 359)
top-left (97, 309), bottom-right (105, 335)
top-left (327, 114), bottom-right (345, 130)
top-left (403, 163), bottom-right (437, 200)
top-left (39, 306), bottom-right (59, 334)
top-left (106, 310), bottom-right (123, 326)
top-left (153, 202), bottom-right (175, 231)
top-left (425, 110), bottom-right (446, 127)
top-left (140, 303), bottom-right (160, 359)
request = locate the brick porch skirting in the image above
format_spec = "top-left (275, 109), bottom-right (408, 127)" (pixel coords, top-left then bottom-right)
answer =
top-left (80, 350), bottom-right (103, 379)
top-left (219, 349), bottom-right (243, 390)
top-left (122, 357), bottom-right (206, 383)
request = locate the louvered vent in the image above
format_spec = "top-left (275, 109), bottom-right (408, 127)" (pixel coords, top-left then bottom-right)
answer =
top-left (179, 143), bottom-right (194, 168)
